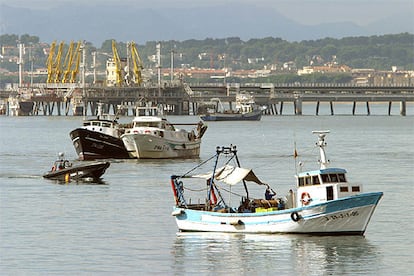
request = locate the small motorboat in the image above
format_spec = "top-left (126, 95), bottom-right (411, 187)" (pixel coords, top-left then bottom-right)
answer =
top-left (170, 131), bottom-right (383, 235)
top-left (43, 153), bottom-right (110, 182)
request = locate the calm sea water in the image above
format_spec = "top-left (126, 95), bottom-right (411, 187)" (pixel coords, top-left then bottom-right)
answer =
top-left (1, 104), bottom-right (413, 275)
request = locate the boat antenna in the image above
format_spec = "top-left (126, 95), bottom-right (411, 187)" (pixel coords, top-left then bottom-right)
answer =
top-left (312, 130), bottom-right (330, 169)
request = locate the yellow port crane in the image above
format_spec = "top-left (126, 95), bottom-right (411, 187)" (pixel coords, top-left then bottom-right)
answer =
top-left (61, 41), bottom-right (74, 83)
top-left (53, 41), bottom-right (64, 82)
top-left (130, 41), bottom-right (143, 86)
top-left (46, 41), bottom-right (56, 83)
top-left (46, 41), bottom-right (65, 83)
top-left (112, 40), bottom-right (123, 86)
top-left (70, 42), bottom-right (82, 83)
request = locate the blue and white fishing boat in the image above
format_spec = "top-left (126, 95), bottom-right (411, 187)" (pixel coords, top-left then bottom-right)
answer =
top-left (170, 131), bottom-right (383, 235)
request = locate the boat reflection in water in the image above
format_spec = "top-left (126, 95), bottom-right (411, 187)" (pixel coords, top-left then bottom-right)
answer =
top-left (172, 232), bottom-right (380, 275)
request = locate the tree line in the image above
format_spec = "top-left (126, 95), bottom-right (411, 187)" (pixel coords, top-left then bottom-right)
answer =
top-left (0, 33), bottom-right (413, 85)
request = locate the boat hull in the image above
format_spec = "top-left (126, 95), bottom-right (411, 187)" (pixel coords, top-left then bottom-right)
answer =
top-left (43, 161), bottom-right (110, 182)
top-left (200, 110), bottom-right (262, 121)
top-left (70, 128), bottom-right (130, 160)
top-left (122, 133), bottom-right (201, 159)
top-left (173, 192), bottom-right (383, 235)
top-left (9, 100), bottom-right (34, 116)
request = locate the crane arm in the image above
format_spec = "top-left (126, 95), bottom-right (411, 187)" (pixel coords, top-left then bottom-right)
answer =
top-left (53, 41), bottom-right (64, 82)
top-left (112, 40), bottom-right (123, 86)
top-left (131, 41), bottom-right (143, 85)
top-left (70, 42), bottom-right (81, 83)
top-left (61, 41), bottom-right (74, 83)
top-left (46, 41), bottom-right (56, 83)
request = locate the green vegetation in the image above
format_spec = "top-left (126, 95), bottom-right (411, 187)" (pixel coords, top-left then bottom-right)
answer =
top-left (1, 33), bottom-right (413, 85)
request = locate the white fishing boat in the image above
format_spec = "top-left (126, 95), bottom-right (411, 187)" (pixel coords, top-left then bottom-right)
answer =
top-left (200, 93), bottom-right (263, 121)
top-left (121, 107), bottom-right (208, 159)
top-left (170, 131), bottom-right (383, 235)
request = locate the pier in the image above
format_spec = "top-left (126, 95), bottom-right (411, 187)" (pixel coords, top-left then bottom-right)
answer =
top-left (188, 83), bottom-right (413, 116)
top-left (1, 83), bottom-right (413, 116)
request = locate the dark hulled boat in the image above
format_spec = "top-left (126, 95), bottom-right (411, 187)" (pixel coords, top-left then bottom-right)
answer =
top-left (43, 160), bottom-right (110, 182)
top-left (43, 152), bottom-right (110, 182)
top-left (70, 106), bottom-right (130, 160)
top-left (70, 127), bottom-right (129, 160)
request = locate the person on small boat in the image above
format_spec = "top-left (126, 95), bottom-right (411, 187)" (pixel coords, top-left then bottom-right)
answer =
top-left (265, 185), bottom-right (277, 200)
top-left (51, 152), bottom-right (72, 171)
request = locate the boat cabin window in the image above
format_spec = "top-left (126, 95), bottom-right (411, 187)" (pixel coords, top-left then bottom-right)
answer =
top-left (92, 122), bottom-right (100, 126)
top-left (338, 174), bottom-right (346, 182)
top-left (135, 122), bottom-right (160, 128)
top-left (102, 122), bottom-right (111, 128)
top-left (298, 176), bottom-right (316, 186)
top-left (321, 174), bottom-right (330, 183)
top-left (83, 122), bottom-right (91, 126)
top-left (321, 173), bottom-right (346, 183)
top-left (312, 175), bottom-right (320, 185)
top-left (340, 186), bottom-right (349, 192)
top-left (352, 186), bottom-right (360, 192)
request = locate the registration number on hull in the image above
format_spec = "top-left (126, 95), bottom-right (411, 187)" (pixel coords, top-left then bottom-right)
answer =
top-left (324, 210), bottom-right (359, 221)
top-left (154, 145), bottom-right (170, 151)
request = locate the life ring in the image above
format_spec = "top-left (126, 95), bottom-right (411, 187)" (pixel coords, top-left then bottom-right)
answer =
top-left (301, 192), bottom-right (312, 206)
top-left (291, 212), bottom-right (301, 222)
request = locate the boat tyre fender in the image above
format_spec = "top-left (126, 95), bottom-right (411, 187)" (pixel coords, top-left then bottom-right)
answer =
top-left (291, 212), bottom-right (301, 222)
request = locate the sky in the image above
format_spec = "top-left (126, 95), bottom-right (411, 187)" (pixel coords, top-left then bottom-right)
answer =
top-left (1, 0), bottom-right (413, 26)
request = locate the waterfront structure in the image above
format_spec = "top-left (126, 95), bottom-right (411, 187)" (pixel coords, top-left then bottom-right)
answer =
top-left (0, 83), bottom-right (413, 116)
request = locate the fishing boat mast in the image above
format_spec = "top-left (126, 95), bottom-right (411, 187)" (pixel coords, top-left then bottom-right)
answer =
top-left (312, 130), bottom-right (330, 169)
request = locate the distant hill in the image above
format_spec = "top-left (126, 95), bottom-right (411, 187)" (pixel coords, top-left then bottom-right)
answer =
top-left (1, 3), bottom-right (413, 46)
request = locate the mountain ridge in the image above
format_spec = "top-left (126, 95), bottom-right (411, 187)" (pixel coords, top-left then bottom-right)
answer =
top-left (1, 3), bottom-right (412, 46)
